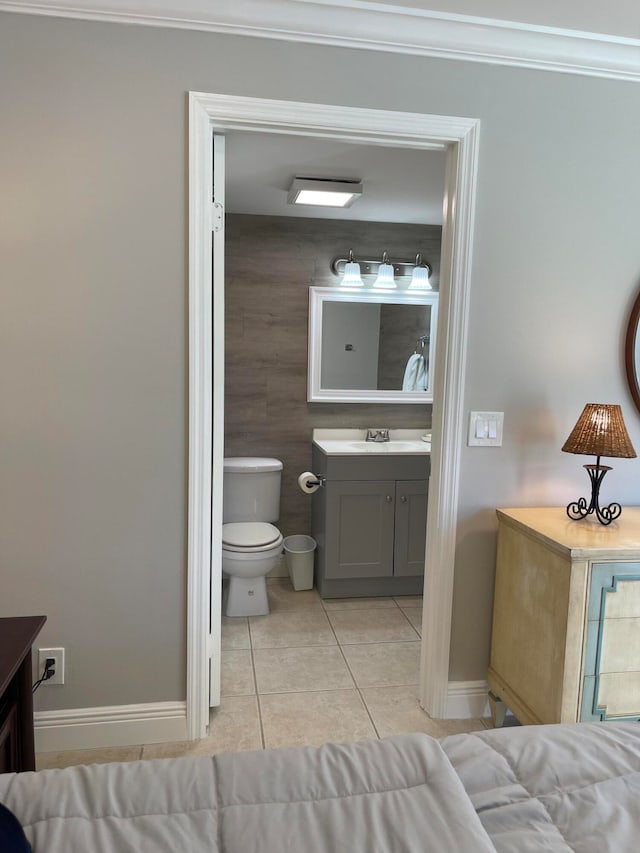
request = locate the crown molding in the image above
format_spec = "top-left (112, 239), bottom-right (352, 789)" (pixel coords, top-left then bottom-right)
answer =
top-left (2, 0), bottom-right (638, 81)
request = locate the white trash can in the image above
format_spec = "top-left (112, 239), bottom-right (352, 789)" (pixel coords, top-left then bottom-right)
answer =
top-left (283, 535), bottom-right (316, 591)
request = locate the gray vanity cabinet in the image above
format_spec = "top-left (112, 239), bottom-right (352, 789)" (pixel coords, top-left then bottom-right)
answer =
top-left (393, 479), bottom-right (429, 577)
top-left (324, 481), bottom-right (395, 581)
top-left (311, 448), bottom-right (430, 598)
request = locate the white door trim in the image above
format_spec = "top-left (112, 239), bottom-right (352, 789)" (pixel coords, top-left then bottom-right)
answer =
top-left (187, 93), bottom-right (214, 740)
top-left (208, 133), bottom-right (226, 709)
top-left (187, 92), bottom-right (479, 738)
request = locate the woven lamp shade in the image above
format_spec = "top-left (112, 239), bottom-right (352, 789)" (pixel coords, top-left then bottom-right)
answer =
top-left (562, 404), bottom-right (637, 459)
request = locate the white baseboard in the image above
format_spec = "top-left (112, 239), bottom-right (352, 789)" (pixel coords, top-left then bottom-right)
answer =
top-left (445, 680), bottom-right (490, 719)
top-left (34, 701), bottom-right (187, 753)
top-left (33, 684), bottom-right (490, 753)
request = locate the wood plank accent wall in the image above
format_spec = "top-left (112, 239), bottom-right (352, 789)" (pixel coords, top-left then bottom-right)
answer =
top-left (378, 304), bottom-right (432, 390)
top-left (224, 214), bottom-right (441, 538)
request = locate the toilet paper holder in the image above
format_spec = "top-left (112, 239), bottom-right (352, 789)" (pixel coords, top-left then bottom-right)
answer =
top-left (297, 471), bottom-right (326, 494)
top-left (306, 475), bottom-right (325, 488)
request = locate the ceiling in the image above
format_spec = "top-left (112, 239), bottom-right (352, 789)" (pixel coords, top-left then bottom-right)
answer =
top-left (225, 131), bottom-right (447, 224)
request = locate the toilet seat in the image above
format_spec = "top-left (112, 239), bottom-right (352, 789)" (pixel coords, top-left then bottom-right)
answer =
top-left (222, 522), bottom-right (283, 553)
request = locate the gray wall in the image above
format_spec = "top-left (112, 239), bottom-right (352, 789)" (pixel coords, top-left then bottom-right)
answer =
top-left (225, 215), bottom-right (436, 544)
top-left (1, 11), bottom-right (640, 711)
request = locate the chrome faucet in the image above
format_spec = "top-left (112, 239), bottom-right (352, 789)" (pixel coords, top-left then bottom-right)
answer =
top-left (366, 428), bottom-right (390, 443)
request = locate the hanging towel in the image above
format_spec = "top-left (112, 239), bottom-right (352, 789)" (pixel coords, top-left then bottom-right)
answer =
top-left (402, 353), bottom-right (427, 391)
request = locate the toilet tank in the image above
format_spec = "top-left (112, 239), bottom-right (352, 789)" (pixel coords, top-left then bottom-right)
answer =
top-left (223, 457), bottom-right (283, 523)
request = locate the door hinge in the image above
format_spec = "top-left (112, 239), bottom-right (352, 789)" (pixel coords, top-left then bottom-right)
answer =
top-left (212, 201), bottom-right (224, 233)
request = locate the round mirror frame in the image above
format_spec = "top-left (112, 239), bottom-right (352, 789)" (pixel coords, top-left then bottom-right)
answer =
top-left (625, 288), bottom-right (640, 416)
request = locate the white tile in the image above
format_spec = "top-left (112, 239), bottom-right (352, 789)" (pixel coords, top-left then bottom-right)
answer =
top-left (328, 607), bottom-right (419, 645)
top-left (36, 745), bottom-right (142, 770)
top-left (266, 578), bottom-right (323, 612)
top-left (221, 616), bottom-right (250, 650)
top-left (322, 597), bottom-right (398, 611)
top-left (360, 686), bottom-right (441, 739)
top-left (254, 646), bottom-right (354, 694)
top-left (249, 610), bottom-right (336, 649)
top-left (341, 642), bottom-right (421, 687)
top-left (221, 648), bottom-right (255, 697)
top-left (361, 685), bottom-right (486, 739)
top-left (260, 689), bottom-right (376, 749)
top-left (142, 696), bottom-right (262, 758)
top-left (393, 596), bottom-right (423, 605)
top-left (400, 607), bottom-right (422, 635)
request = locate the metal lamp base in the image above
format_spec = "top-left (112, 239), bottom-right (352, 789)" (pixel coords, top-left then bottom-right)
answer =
top-left (566, 464), bottom-right (622, 526)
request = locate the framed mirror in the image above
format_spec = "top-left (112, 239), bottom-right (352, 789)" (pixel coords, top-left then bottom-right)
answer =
top-left (625, 288), bottom-right (640, 416)
top-left (308, 286), bottom-right (439, 403)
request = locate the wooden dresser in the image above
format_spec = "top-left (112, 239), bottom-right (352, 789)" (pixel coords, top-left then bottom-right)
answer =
top-left (488, 508), bottom-right (640, 726)
top-left (0, 615), bottom-right (46, 772)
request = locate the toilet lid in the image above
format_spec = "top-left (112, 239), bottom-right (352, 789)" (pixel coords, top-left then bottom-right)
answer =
top-left (222, 522), bottom-right (281, 548)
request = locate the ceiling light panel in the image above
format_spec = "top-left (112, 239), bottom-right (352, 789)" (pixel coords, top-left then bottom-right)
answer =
top-left (287, 177), bottom-right (362, 208)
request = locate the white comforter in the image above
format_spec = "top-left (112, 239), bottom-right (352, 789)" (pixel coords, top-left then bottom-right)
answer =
top-left (0, 733), bottom-right (494, 852)
top-left (1, 722), bottom-right (639, 851)
top-left (442, 721), bottom-right (640, 852)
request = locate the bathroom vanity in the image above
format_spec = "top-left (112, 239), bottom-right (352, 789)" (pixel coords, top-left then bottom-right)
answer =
top-left (311, 431), bottom-right (430, 598)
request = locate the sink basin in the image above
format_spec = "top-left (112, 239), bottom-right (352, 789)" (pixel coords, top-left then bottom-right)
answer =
top-left (314, 438), bottom-right (430, 455)
top-left (312, 429), bottom-right (431, 456)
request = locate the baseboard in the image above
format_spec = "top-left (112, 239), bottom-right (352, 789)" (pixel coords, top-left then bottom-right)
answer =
top-left (34, 700), bottom-right (187, 753)
top-left (445, 680), bottom-right (490, 719)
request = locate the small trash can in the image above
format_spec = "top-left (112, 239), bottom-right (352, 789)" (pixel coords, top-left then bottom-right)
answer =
top-left (283, 535), bottom-right (316, 591)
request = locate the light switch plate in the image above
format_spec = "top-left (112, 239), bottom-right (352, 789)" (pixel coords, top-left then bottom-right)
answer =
top-left (468, 411), bottom-right (504, 447)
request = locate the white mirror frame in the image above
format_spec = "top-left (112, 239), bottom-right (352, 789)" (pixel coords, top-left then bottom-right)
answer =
top-left (307, 286), bottom-right (439, 403)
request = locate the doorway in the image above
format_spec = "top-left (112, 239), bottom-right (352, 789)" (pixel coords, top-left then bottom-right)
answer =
top-left (187, 93), bottom-right (479, 739)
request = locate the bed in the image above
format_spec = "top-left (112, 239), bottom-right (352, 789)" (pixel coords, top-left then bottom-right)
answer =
top-left (1, 721), bottom-right (639, 851)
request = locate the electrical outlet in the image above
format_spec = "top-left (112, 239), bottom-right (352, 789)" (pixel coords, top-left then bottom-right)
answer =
top-left (38, 647), bottom-right (65, 685)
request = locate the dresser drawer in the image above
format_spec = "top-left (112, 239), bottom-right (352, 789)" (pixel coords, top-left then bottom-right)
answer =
top-left (581, 562), bottom-right (640, 722)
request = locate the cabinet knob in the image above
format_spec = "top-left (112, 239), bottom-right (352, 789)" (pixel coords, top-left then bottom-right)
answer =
top-left (386, 495), bottom-right (393, 502)
top-left (400, 495), bottom-right (407, 502)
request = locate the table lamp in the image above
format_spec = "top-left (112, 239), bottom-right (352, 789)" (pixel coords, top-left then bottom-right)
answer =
top-left (562, 403), bottom-right (636, 525)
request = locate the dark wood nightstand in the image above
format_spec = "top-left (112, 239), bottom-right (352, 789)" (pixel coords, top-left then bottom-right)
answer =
top-left (0, 616), bottom-right (46, 773)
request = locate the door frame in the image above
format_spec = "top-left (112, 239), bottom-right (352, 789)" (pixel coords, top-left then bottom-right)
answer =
top-left (187, 91), bottom-right (480, 739)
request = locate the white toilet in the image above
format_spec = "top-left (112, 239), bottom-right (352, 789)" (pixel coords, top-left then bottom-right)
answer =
top-left (222, 457), bottom-right (284, 617)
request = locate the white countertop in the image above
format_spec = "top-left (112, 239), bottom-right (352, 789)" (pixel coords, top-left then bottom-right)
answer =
top-left (312, 428), bottom-right (431, 455)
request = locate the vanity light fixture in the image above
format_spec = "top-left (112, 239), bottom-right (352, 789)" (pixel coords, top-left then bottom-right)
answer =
top-left (287, 177), bottom-right (363, 208)
top-left (408, 254), bottom-right (433, 290)
top-left (339, 249), bottom-right (364, 287)
top-left (373, 252), bottom-right (397, 289)
top-left (330, 253), bottom-right (433, 287)
top-left (562, 403), bottom-right (636, 525)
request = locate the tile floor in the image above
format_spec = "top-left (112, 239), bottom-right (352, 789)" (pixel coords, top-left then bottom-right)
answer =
top-left (37, 579), bottom-right (490, 769)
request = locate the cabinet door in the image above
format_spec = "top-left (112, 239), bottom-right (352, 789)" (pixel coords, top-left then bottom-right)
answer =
top-left (324, 481), bottom-right (395, 579)
top-left (393, 479), bottom-right (428, 577)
